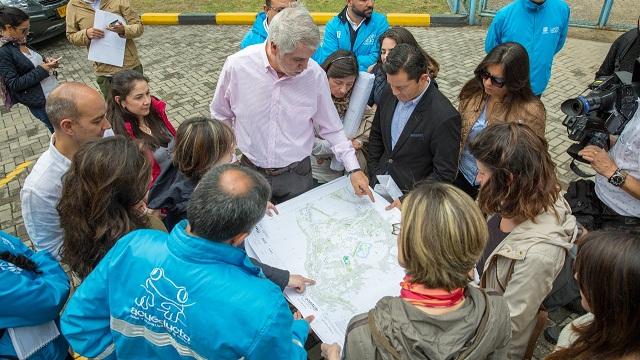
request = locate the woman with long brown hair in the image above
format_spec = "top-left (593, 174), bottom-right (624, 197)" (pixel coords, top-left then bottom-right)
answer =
top-left (57, 136), bottom-right (158, 281)
top-left (456, 42), bottom-right (545, 198)
top-left (471, 123), bottom-right (579, 359)
top-left (107, 70), bottom-right (176, 185)
top-left (547, 230), bottom-right (640, 360)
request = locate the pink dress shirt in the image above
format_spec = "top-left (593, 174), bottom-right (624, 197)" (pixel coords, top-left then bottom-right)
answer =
top-left (210, 44), bottom-right (359, 171)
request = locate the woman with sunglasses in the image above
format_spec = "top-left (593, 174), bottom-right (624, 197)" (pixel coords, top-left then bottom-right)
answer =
top-left (0, 6), bottom-right (60, 133)
top-left (455, 42), bottom-right (545, 198)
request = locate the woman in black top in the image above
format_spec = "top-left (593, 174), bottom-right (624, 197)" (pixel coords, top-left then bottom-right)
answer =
top-left (0, 6), bottom-right (60, 133)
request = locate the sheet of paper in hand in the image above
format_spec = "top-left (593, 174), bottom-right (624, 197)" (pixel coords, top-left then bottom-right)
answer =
top-left (246, 176), bottom-right (403, 346)
top-left (88, 9), bottom-right (126, 67)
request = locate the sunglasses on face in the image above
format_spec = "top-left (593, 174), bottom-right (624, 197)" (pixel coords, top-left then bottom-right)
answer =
top-left (478, 69), bottom-right (506, 88)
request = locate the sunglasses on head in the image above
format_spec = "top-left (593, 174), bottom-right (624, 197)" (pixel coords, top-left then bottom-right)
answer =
top-left (477, 69), bottom-right (506, 88)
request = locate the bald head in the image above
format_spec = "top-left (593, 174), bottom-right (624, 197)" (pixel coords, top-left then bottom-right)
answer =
top-left (46, 82), bottom-right (103, 130)
top-left (188, 164), bottom-right (271, 242)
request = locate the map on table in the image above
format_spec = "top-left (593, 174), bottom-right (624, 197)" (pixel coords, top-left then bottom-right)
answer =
top-left (246, 176), bottom-right (404, 346)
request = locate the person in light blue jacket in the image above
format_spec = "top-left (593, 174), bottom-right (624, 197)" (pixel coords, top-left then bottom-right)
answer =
top-left (485, 0), bottom-right (570, 96)
top-left (61, 164), bottom-right (312, 360)
top-left (0, 230), bottom-right (70, 360)
top-left (313, 0), bottom-right (389, 71)
top-left (240, 0), bottom-right (296, 49)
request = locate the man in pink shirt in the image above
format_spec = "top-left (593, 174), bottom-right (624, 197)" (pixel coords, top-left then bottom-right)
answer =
top-left (211, 5), bottom-right (372, 203)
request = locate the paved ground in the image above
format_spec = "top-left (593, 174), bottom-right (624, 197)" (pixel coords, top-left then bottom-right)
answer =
top-left (0, 25), bottom-right (612, 358)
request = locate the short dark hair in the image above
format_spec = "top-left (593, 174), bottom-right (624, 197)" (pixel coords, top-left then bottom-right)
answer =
top-left (382, 43), bottom-right (429, 81)
top-left (187, 164), bottom-right (271, 242)
top-left (0, 6), bottom-right (29, 28)
top-left (46, 83), bottom-right (83, 129)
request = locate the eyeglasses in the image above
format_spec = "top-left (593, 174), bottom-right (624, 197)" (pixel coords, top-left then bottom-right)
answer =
top-left (14, 26), bottom-right (30, 35)
top-left (477, 69), bottom-right (505, 88)
top-left (268, 1), bottom-right (296, 13)
top-left (392, 223), bottom-right (401, 235)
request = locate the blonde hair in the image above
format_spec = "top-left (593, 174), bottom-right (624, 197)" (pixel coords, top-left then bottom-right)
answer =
top-left (399, 182), bottom-right (488, 290)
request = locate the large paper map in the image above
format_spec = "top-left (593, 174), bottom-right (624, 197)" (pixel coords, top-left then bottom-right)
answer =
top-left (246, 176), bottom-right (404, 345)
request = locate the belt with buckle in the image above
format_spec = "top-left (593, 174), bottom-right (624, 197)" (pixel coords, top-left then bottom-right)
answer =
top-left (241, 156), bottom-right (306, 177)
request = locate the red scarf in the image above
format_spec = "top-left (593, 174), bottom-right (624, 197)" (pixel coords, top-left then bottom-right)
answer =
top-left (400, 275), bottom-right (465, 308)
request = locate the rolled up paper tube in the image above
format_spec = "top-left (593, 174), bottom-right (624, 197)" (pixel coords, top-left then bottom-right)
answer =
top-left (342, 71), bottom-right (375, 139)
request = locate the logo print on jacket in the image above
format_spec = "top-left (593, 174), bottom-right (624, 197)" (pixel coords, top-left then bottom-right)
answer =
top-left (135, 267), bottom-right (195, 324)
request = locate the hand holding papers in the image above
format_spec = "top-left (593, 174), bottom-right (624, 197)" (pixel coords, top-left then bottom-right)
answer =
top-left (374, 175), bottom-right (403, 202)
top-left (88, 10), bottom-right (126, 67)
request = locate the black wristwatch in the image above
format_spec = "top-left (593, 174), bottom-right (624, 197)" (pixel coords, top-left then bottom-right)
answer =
top-left (348, 168), bottom-right (363, 175)
top-left (608, 168), bottom-right (627, 187)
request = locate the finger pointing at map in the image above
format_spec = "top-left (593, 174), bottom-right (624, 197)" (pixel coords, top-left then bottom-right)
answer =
top-left (288, 274), bottom-right (316, 293)
top-left (349, 170), bottom-right (374, 202)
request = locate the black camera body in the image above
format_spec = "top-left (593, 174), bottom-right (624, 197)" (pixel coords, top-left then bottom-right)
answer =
top-left (561, 58), bottom-right (640, 163)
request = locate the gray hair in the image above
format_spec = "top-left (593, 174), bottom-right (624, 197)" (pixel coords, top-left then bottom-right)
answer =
top-left (267, 5), bottom-right (320, 54)
top-left (187, 164), bottom-right (271, 242)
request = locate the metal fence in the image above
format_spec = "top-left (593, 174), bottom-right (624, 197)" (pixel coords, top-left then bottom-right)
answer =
top-left (449, 0), bottom-right (638, 30)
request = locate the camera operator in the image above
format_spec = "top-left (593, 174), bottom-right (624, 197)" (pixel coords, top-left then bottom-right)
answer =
top-left (574, 101), bottom-right (640, 230)
top-left (595, 16), bottom-right (640, 78)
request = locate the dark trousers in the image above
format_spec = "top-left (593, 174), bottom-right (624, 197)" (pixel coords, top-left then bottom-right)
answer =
top-left (241, 156), bottom-right (314, 204)
top-left (96, 64), bottom-right (144, 98)
top-left (453, 172), bottom-right (479, 199)
top-left (28, 106), bottom-right (54, 133)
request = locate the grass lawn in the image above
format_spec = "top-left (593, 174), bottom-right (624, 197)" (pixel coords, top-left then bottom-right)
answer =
top-left (130, 0), bottom-right (451, 15)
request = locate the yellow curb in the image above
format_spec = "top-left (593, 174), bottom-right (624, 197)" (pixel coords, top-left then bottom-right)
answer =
top-left (141, 13), bottom-right (180, 25)
top-left (310, 12), bottom-right (336, 25)
top-left (216, 12), bottom-right (259, 25)
top-left (387, 13), bottom-right (430, 26)
top-left (0, 161), bottom-right (32, 188)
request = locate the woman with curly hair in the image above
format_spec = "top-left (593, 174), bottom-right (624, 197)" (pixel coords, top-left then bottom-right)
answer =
top-left (57, 136), bottom-right (160, 281)
top-left (471, 123), bottom-right (579, 359)
top-left (547, 230), bottom-right (640, 360)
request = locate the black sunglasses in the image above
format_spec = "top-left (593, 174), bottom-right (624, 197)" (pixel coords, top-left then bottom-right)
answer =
top-left (477, 69), bottom-right (506, 88)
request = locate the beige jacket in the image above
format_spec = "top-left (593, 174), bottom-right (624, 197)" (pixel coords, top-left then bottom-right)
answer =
top-left (459, 93), bottom-right (546, 148)
top-left (481, 197), bottom-right (578, 359)
top-left (65, 0), bottom-right (143, 76)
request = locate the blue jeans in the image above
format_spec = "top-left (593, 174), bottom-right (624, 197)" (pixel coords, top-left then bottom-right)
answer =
top-left (29, 106), bottom-right (54, 133)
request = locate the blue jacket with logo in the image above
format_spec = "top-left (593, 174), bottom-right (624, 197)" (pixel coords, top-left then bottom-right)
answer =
top-left (0, 231), bottom-right (70, 360)
top-left (61, 221), bottom-right (309, 360)
top-left (313, 7), bottom-right (389, 71)
top-left (485, 0), bottom-right (570, 95)
top-left (241, 12), bottom-right (268, 49)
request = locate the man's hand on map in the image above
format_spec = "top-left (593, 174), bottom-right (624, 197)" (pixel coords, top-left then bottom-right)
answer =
top-left (321, 343), bottom-right (341, 360)
top-left (266, 201), bottom-right (279, 216)
top-left (385, 199), bottom-right (401, 211)
top-left (349, 170), bottom-right (374, 202)
top-left (288, 274), bottom-right (316, 293)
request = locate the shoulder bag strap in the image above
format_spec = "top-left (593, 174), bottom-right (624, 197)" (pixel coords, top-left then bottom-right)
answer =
top-left (368, 310), bottom-right (401, 360)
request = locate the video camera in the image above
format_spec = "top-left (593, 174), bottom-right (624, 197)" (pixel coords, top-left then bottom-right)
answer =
top-left (561, 58), bottom-right (640, 163)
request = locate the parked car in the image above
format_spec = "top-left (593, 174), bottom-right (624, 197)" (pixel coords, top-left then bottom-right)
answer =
top-left (0, 0), bottom-right (69, 44)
